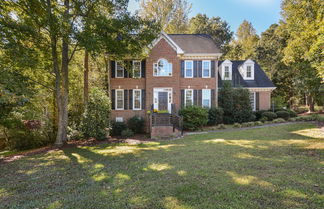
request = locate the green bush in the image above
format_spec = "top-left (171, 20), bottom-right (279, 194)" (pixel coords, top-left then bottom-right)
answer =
top-left (254, 110), bottom-right (269, 120)
top-left (218, 124), bottom-right (226, 129)
top-left (208, 107), bottom-right (224, 125)
top-left (121, 129), bottom-right (134, 138)
top-left (179, 106), bottom-right (208, 131)
top-left (233, 123), bottom-right (241, 128)
top-left (260, 116), bottom-right (268, 123)
top-left (273, 118), bottom-right (286, 123)
top-left (241, 122), bottom-right (254, 127)
top-left (254, 121), bottom-right (263, 126)
top-left (82, 88), bottom-right (111, 140)
top-left (288, 117), bottom-right (297, 122)
top-left (111, 121), bottom-right (127, 136)
top-left (286, 109), bottom-right (298, 117)
top-left (261, 111), bottom-right (277, 121)
top-left (295, 114), bottom-right (324, 122)
top-left (127, 116), bottom-right (145, 134)
top-left (276, 111), bottom-right (290, 120)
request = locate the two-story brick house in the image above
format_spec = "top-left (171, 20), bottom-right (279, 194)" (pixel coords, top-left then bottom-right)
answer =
top-left (110, 32), bottom-right (275, 127)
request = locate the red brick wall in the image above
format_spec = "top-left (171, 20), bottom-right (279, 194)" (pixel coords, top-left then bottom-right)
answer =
top-left (259, 91), bottom-right (271, 110)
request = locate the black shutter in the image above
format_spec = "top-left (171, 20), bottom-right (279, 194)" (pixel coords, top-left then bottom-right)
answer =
top-left (193, 90), bottom-right (198, 105)
top-left (124, 89), bottom-right (128, 110)
top-left (180, 90), bottom-right (184, 107)
top-left (111, 89), bottom-right (115, 110)
top-left (111, 61), bottom-right (115, 78)
top-left (256, 92), bottom-right (260, 111)
top-left (193, 61), bottom-right (198, 77)
top-left (142, 89), bottom-right (145, 110)
top-left (129, 90), bottom-right (133, 110)
top-left (141, 60), bottom-right (146, 78)
top-left (211, 89), bottom-right (215, 107)
top-left (198, 90), bottom-right (202, 106)
top-left (211, 61), bottom-right (215, 77)
top-left (198, 61), bottom-right (202, 77)
top-left (124, 61), bottom-right (129, 78)
top-left (181, 61), bottom-right (185, 77)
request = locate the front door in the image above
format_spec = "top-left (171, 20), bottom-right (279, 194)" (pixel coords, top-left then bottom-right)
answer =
top-left (158, 92), bottom-right (168, 111)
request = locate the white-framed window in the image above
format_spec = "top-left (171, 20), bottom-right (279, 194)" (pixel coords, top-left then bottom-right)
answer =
top-left (185, 60), bottom-right (193, 78)
top-left (202, 60), bottom-right (211, 78)
top-left (246, 65), bottom-right (252, 78)
top-left (185, 89), bottom-right (193, 106)
top-left (116, 117), bottom-right (123, 122)
top-left (250, 92), bottom-right (256, 111)
top-left (115, 89), bottom-right (124, 110)
top-left (132, 61), bottom-right (141, 78)
top-left (153, 58), bottom-right (172, 76)
top-left (224, 66), bottom-right (230, 79)
top-left (133, 89), bottom-right (141, 110)
top-left (221, 60), bottom-right (232, 80)
top-left (115, 61), bottom-right (124, 78)
top-left (202, 89), bottom-right (211, 108)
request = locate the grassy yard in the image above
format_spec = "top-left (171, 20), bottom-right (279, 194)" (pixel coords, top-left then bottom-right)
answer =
top-left (0, 123), bottom-right (323, 209)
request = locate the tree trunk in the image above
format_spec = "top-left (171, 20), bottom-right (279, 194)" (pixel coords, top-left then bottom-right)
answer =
top-left (104, 56), bottom-right (110, 97)
top-left (84, 50), bottom-right (89, 105)
top-left (308, 95), bottom-right (315, 112)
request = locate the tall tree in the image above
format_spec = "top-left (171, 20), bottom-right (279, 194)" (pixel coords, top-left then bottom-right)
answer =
top-left (140, 0), bottom-right (191, 33)
top-left (188, 13), bottom-right (233, 50)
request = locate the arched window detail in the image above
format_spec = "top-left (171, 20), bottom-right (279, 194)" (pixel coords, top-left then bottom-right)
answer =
top-left (153, 59), bottom-right (172, 76)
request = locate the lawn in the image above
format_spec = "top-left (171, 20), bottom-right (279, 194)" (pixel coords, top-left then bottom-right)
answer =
top-left (0, 123), bottom-right (323, 209)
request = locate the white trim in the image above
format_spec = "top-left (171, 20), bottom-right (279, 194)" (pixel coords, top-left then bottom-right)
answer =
top-left (153, 88), bottom-right (173, 113)
top-left (202, 89), bottom-right (211, 108)
top-left (115, 89), bottom-right (124, 110)
top-left (181, 53), bottom-right (223, 58)
top-left (132, 60), bottom-right (141, 78)
top-left (133, 89), bottom-right (142, 110)
top-left (242, 59), bottom-right (255, 80)
top-left (202, 60), bottom-right (211, 78)
top-left (250, 92), bottom-right (256, 111)
top-left (184, 89), bottom-right (194, 106)
top-left (221, 60), bottom-right (232, 80)
top-left (184, 60), bottom-right (194, 78)
top-left (245, 87), bottom-right (276, 91)
top-left (115, 61), bottom-right (124, 78)
top-left (150, 32), bottom-right (184, 54)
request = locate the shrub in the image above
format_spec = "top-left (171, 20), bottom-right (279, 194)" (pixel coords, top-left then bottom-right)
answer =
top-left (286, 109), bottom-right (298, 118)
top-left (110, 121), bottom-right (127, 136)
top-left (260, 116), bottom-right (268, 123)
top-left (208, 107), bottom-right (224, 125)
top-left (121, 129), bottom-right (134, 138)
top-left (233, 123), bottom-right (241, 128)
top-left (254, 110), bottom-right (269, 120)
top-left (179, 106), bottom-right (208, 131)
top-left (261, 111), bottom-right (277, 121)
top-left (254, 121), bottom-right (263, 126)
top-left (276, 111), bottom-right (290, 120)
top-left (127, 116), bottom-right (145, 134)
top-left (295, 114), bottom-right (324, 122)
top-left (288, 117), bottom-right (297, 122)
top-left (273, 118), bottom-right (286, 123)
top-left (82, 88), bottom-right (111, 140)
top-left (218, 124), bottom-right (226, 129)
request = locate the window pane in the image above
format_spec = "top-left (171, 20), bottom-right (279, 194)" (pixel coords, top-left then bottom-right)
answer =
top-left (155, 59), bottom-right (172, 76)
top-left (202, 89), bottom-right (211, 108)
top-left (133, 61), bottom-right (141, 78)
top-left (133, 90), bottom-right (141, 109)
top-left (250, 93), bottom-right (255, 110)
top-left (185, 90), bottom-right (193, 106)
top-left (116, 62), bottom-right (124, 77)
top-left (185, 61), bottom-right (193, 77)
top-left (247, 66), bottom-right (251, 78)
top-left (116, 90), bottom-right (124, 109)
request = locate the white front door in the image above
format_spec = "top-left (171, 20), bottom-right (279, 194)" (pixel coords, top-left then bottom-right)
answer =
top-left (153, 88), bottom-right (172, 113)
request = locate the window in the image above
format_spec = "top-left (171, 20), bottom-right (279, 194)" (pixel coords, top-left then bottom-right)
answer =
top-left (202, 89), bottom-right (211, 108)
top-left (133, 89), bottom-right (141, 110)
top-left (202, 60), bottom-right (211, 78)
top-left (250, 92), bottom-right (256, 111)
top-left (154, 59), bottom-right (172, 76)
top-left (116, 117), bottom-right (123, 122)
top-left (116, 89), bottom-right (124, 110)
top-left (133, 61), bottom-right (141, 78)
top-left (246, 66), bottom-right (252, 78)
top-left (224, 66), bottom-right (230, 79)
top-left (185, 60), bottom-right (193, 78)
top-left (116, 61), bottom-right (124, 78)
top-left (185, 89), bottom-right (193, 106)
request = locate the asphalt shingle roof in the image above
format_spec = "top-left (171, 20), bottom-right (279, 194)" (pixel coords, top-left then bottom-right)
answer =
top-left (168, 34), bottom-right (221, 54)
top-left (218, 60), bottom-right (275, 88)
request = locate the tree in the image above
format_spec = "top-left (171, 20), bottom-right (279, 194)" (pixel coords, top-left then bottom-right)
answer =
top-left (140, 0), bottom-right (191, 33)
top-left (188, 13), bottom-right (233, 50)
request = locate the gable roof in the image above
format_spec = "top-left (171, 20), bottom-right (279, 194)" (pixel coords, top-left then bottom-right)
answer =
top-left (218, 60), bottom-right (275, 88)
top-left (167, 34), bottom-right (221, 54)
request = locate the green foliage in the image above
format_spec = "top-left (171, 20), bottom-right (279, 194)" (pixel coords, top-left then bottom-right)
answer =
top-left (217, 124), bottom-right (226, 129)
top-left (219, 82), bottom-right (254, 124)
top-left (233, 123), bottom-right (241, 128)
top-left (273, 118), bottom-right (286, 123)
top-left (260, 117), bottom-right (268, 123)
top-left (295, 114), bottom-right (324, 122)
top-left (208, 107), bottom-right (224, 125)
top-left (127, 116), bottom-right (145, 134)
top-left (111, 121), bottom-right (127, 136)
top-left (275, 111), bottom-right (290, 120)
top-left (241, 122), bottom-right (254, 127)
top-left (254, 121), bottom-right (263, 126)
top-left (82, 88), bottom-right (110, 140)
top-left (261, 112), bottom-right (277, 121)
top-left (179, 106), bottom-right (208, 131)
top-left (121, 129), bottom-right (134, 138)
top-left (288, 117), bottom-right (297, 122)
top-left (254, 110), bottom-right (269, 120)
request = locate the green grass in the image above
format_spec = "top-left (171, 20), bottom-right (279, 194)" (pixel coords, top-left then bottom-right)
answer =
top-left (1, 123), bottom-right (323, 209)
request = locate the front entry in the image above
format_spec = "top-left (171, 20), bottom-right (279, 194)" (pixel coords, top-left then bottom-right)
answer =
top-left (153, 88), bottom-right (172, 113)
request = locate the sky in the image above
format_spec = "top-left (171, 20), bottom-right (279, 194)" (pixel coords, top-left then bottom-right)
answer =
top-left (128, 0), bottom-right (282, 34)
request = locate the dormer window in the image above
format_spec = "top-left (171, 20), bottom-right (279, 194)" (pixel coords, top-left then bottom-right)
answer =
top-left (242, 59), bottom-right (255, 80)
top-left (154, 59), bottom-right (172, 76)
top-left (246, 66), bottom-right (252, 78)
top-left (224, 66), bottom-right (230, 79)
top-left (221, 60), bottom-right (232, 80)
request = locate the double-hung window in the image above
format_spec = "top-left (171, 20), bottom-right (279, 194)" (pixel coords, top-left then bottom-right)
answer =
top-left (116, 89), bottom-right (124, 110)
top-left (202, 89), bottom-right (211, 108)
top-left (116, 61), bottom-right (124, 78)
top-left (133, 89), bottom-right (141, 110)
top-left (133, 61), bottom-right (141, 78)
top-left (202, 60), bottom-right (211, 78)
top-left (185, 60), bottom-right (193, 78)
top-left (154, 59), bottom-right (172, 76)
top-left (185, 89), bottom-right (193, 106)
top-left (250, 92), bottom-right (256, 111)
top-left (246, 65), bottom-right (252, 78)
top-left (224, 66), bottom-right (230, 79)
